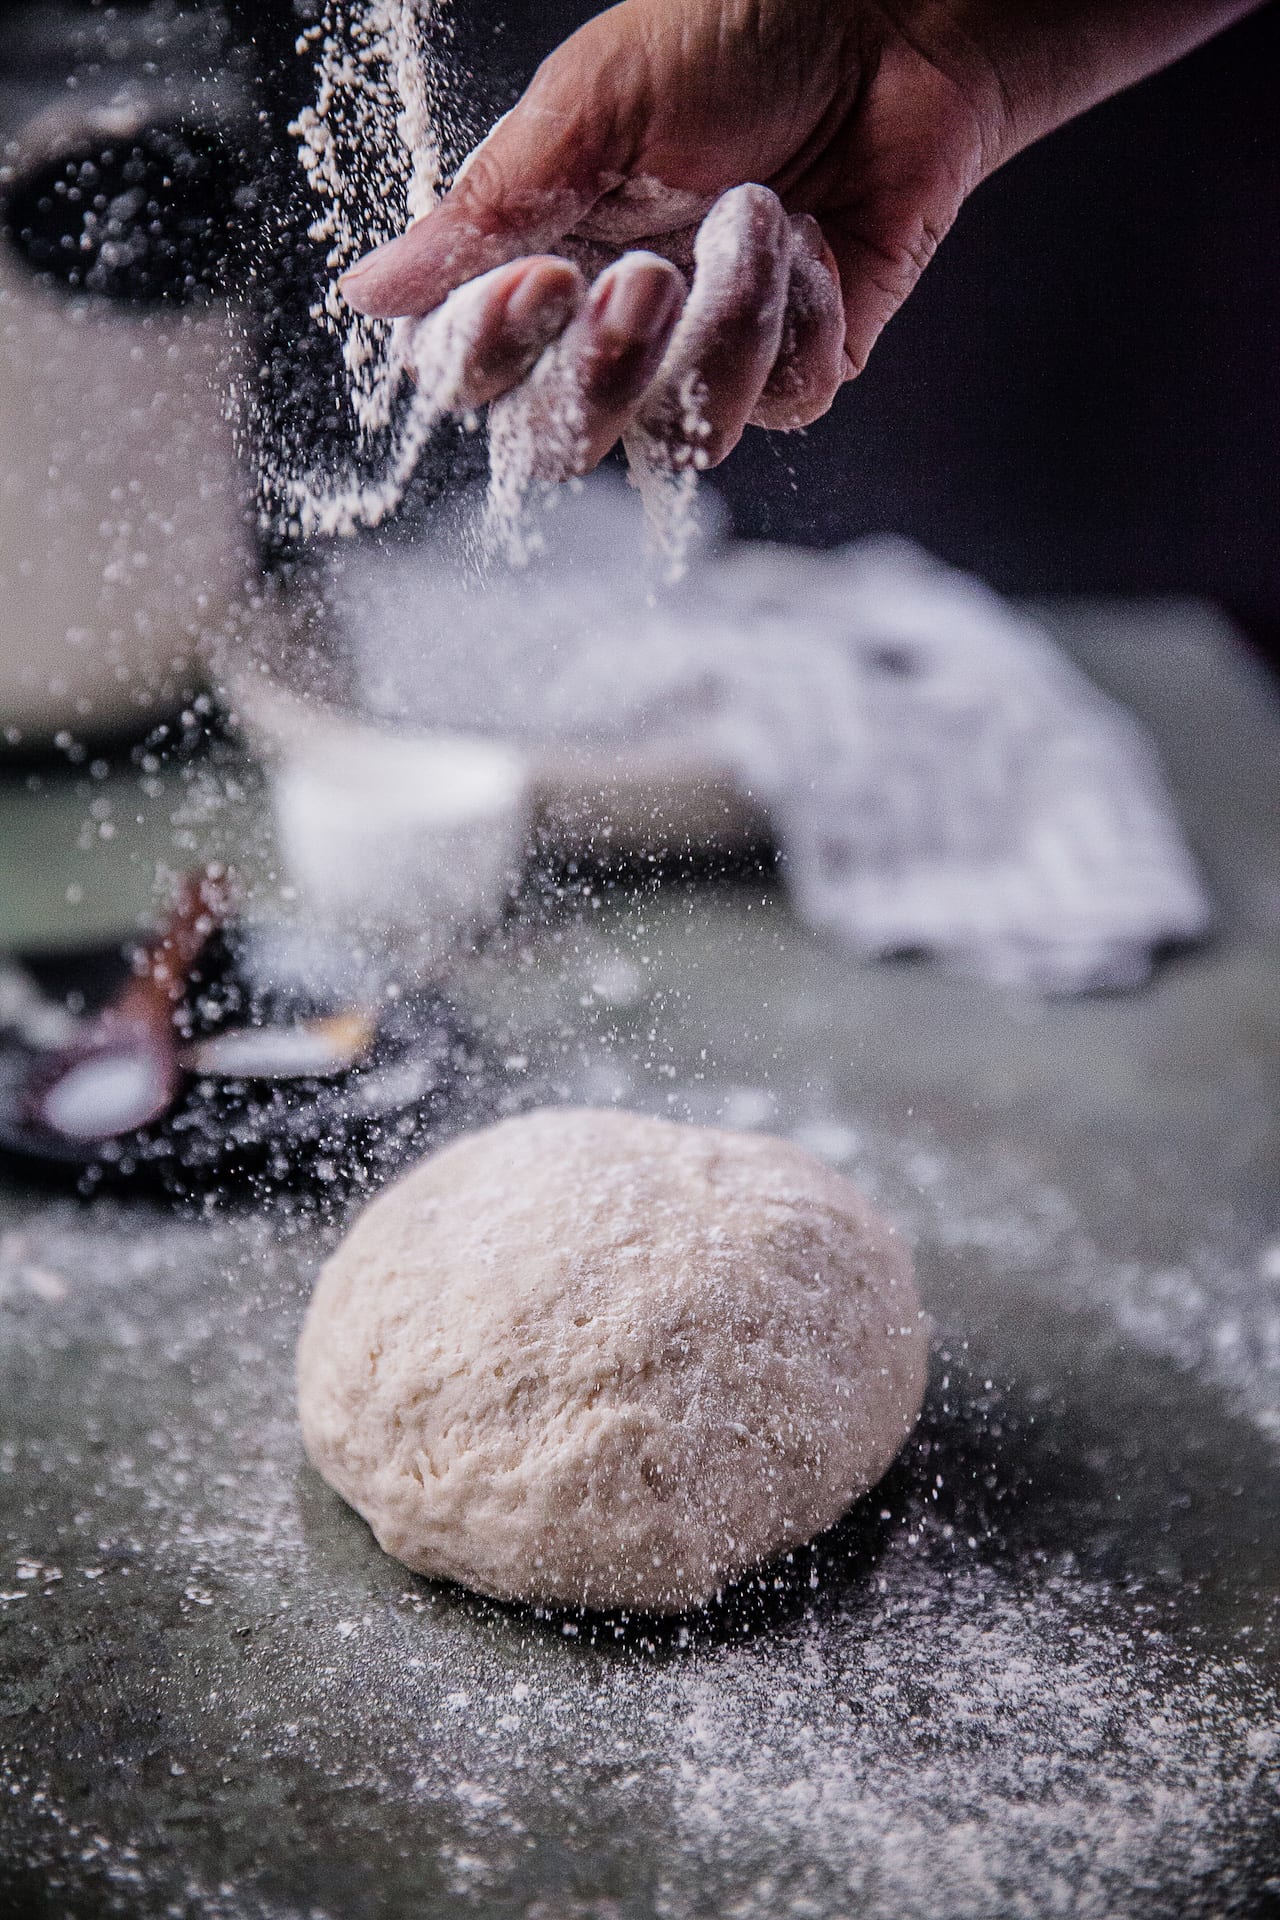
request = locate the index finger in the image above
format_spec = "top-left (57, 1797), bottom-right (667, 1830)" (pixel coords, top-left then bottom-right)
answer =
top-left (340, 45), bottom-right (621, 318)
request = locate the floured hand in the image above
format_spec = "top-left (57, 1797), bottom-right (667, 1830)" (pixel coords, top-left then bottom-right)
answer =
top-left (340, 0), bottom-right (1262, 481)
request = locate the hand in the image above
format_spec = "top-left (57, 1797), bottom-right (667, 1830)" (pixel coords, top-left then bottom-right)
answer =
top-left (340, 0), bottom-right (1261, 482)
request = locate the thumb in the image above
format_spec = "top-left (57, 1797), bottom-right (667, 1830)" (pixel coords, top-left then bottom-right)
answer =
top-left (341, 35), bottom-right (622, 320)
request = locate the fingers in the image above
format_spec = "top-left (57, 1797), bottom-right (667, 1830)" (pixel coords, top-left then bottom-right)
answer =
top-left (750, 215), bottom-right (849, 431)
top-left (340, 25), bottom-right (621, 320)
top-left (376, 180), bottom-right (855, 485)
top-left (395, 256), bottom-right (585, 412)
top-left (488, 252), bottom-right (686, 483)
top-left (628, 183), bottom-right (792, 472)
top-left (569, 255), bottom-right (687, 469)
top-left (341, 169), bottom-right (591, 325)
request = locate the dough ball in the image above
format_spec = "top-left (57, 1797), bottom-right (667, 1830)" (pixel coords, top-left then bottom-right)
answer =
top-left (297, 1107), bottom-right (927, 1613)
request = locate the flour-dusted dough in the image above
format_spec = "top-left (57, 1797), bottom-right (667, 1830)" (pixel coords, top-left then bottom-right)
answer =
top-left (297, 1108), bottom-right (928, 1612)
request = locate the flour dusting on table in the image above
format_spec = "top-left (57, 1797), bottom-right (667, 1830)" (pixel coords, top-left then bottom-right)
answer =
top-left (2, 1084), bottom-right (1276, 1918)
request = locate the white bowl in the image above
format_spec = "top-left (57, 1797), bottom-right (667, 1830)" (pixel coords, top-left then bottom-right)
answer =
top-left (231, 671), bottom-right (529, 971)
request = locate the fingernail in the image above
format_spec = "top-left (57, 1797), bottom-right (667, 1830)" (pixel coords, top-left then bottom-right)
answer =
top-left (593, 260), bottom-right (683, 341)
top-left (790, 212), bottom-right (823, 253)
top-left (505, 264), bottom-right (581, 337)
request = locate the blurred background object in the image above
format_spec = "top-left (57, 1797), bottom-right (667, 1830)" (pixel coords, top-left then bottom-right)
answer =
top-left (0, 2), bottom-right (251, 754)
top-left (234, 479), bottom-right (1213, 995)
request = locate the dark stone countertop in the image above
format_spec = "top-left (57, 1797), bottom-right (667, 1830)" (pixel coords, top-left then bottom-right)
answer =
top-left (1, 600), bottom-right (1277, 1919)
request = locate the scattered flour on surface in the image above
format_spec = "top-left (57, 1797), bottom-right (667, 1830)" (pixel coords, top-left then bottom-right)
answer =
top-left (883, 1132), bottom-right (1280, 1449)
top-left (655, 1564), bottom-right (1277, 1920)
top-left (2, 1106), bottom-right (1277, 1917)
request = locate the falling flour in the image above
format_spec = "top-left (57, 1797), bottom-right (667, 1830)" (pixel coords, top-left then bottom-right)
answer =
top-left (275, 0), bottom-right (706, 571)
top-left (275, 0), bottom-right (460, 539)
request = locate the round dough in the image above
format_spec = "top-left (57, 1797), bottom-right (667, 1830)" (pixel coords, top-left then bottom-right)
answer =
top-left (297, 1108), bottom-right (927, 1613)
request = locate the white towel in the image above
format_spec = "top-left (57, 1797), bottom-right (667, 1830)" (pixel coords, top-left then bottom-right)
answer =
top-left (332, 480), bottom-right (1212, 994)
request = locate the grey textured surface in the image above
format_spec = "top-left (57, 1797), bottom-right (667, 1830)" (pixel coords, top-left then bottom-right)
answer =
top-left (1, 602), bottom-right (1278, 1918)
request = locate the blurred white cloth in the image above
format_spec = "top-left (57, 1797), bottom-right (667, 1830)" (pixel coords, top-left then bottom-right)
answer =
top-left (333, 480), bottom-right (1212, 994)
